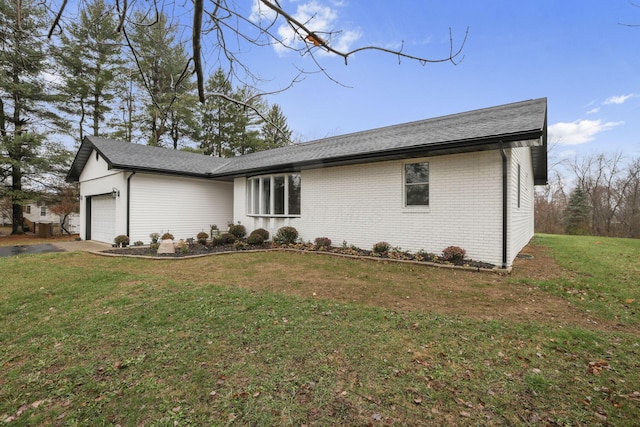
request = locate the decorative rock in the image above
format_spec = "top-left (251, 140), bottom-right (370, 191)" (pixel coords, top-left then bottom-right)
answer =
top-left (157, 239), bottom-right (175, 254)
top-left (175, 239), bottom-right (186, 249)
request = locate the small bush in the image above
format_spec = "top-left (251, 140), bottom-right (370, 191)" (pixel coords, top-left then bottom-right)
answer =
top-left (197, 231), bottom-right (209, 244)
top-left (149, 232), bottom-right (160, 243)
top-left (274, 226), bottom-right (298, 244)
top-left (229, 224), bottom-right (247, 238)
top-left (114, 235), bottom-right (130, 246)
top-left (133, 240), bottom-right (144, 246)
top-left (372, 241), bottom-right (390, 255)
top-left (250, 228), bottom-right (270, 241)
top-left (314, 237), bottom-right (332, 248)
top-left (234, 240), bottom-right (248, 251)
top-left (217, 232), bottom-right (236, 245)
top-left (442, 246), bottom-right (466, 263)
top-left (246, 233), bottom-right (265, 246)
top-left (161, 232), bottom-right (174, 241)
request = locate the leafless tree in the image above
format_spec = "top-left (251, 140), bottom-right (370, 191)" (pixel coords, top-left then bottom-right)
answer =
top-left (566, 153), bottom-right (640, 237)
top-left (534, 170), bottom-right (568, 234)
top-left (47, 0), bottom-right (468, 110)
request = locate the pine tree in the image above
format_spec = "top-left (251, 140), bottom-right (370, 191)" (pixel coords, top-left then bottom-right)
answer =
top-left (198, 69), bottom-right (237, 156)
top-left (0, 0), bottom-right (70, 234)
top-left (261, 104), bottom-right (293, 150)
top-left (57, 0), bottom-right (124, 142)
top-left (564, 186), bottom-right (591, 235)
top-left (129, 12), bottom-right (193, 147)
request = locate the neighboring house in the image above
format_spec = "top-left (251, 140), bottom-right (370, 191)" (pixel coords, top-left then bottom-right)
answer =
top-left (22, 202), bottom-right (81, 234)
top-left (66, 98), bottom-right (548, 267)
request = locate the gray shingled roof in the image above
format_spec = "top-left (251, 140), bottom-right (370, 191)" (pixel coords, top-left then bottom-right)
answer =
top-left (66, 137), bottom-right (231, 181)
top-left (67, 98), bottom-right (548, 184)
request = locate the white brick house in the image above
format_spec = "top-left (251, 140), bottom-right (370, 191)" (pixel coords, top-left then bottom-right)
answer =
top-left (67, 98), bottom-right (548, 267)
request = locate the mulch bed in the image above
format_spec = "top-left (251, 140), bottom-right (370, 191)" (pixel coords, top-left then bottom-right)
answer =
top-left (103, 242), bottom-right (497, 270)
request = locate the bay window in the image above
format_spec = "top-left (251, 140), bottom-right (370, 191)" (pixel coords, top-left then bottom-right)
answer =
top-left (247, 174), bottom-right (301, 216)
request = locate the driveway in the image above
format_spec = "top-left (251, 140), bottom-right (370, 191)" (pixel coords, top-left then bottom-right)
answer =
top-left (0, 240), bottom-right (111, 258)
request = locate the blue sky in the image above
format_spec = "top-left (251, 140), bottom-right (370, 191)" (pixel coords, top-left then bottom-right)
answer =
top-left (237, 0), bottom-right (640, 164)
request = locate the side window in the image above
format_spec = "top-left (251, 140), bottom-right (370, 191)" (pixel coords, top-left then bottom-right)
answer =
top-left (40, 206), bottom-right (47, 217)
top-left (404, 162), bottom-right (429, 206)
top-left (517, 164), bottom-right (521, 208)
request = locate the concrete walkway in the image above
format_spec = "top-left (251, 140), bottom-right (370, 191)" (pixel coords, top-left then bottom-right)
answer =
top-left (52, 240), bottom-right (112, 252)
top-left (0, 240), bottom-right (112, 258)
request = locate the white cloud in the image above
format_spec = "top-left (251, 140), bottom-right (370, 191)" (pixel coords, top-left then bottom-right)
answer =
top-left (548, 119), bottom-right (624, 145)
top-left (586, 107), bottom-right (600, 114)
top-left (603, 94), bottom-right (638, 105)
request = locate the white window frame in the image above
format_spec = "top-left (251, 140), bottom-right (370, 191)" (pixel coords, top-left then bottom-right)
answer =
top-left (247, 173), bottom-right (301, 217)
top-left (40, 206), bottom-right (47, 217)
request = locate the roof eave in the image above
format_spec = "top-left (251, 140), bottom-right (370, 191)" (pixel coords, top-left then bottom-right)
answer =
top-left (209, 130), bottom-right (545, 179)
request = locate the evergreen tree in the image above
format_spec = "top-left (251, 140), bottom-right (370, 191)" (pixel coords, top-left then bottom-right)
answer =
top-left (260, 104), bottom-right (292, 150)
top-left (0, 0), bottom-right (70, 234)
top-left (225, 86), bottom-right (265, 156)
top-left (57, 0), bottom-right (124, 142)
top-left (564, 186), bottom-right (591, 235)
top-left (198, 69), bottom-right (237, 156)
top-left (129, 12), bottom-right (193, 147)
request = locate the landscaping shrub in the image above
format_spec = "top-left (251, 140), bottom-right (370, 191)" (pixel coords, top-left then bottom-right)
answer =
top-left (197, 231), bottom-right (209, 245)
top-left (250, 228), bottom-right (270, 241)
top-left (217, 232), bottom-right (237, 245)
top-left (133, 240), bottom-right (144, 246)
top-left (246, 233), bottom-right (265, 246)
top-left (234, 240), bottom-right (248, 251)
top-left (161, 232), bottom-right (174, 240)
top-left (314, 237), bottom-right (332, 248)
top-left (274, 226), bottom-right (298, 244)
top-left (114, 235), bottom-right (130, 247)
top-left (372, 241), bottom-right (390, 255)
top-left (229, 224), bottom-right (247, 238)
top-left (442, 246), bottom-right (466, 263)
top-left (149, 232), bottom-right (160, 243)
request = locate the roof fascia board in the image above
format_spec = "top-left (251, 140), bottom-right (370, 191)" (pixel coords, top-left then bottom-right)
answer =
top-left (210, 131), bottom-right (544, 179)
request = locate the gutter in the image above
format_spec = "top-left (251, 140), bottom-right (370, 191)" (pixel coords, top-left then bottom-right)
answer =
top-left (126, 171), bottom-right (136, 237)
top-left (499, 142), bottom-right (508, 268)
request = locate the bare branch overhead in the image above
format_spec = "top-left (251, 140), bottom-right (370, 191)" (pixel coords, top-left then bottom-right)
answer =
top-left (47, 0), bottom-right (468, 104)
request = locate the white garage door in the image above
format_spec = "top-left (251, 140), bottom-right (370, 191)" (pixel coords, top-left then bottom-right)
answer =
top-left (91, 195), bottom-right (116, 243)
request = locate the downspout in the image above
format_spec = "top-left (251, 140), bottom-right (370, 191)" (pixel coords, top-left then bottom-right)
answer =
top-left (126, 171), bottom-right (136, 237)
top-left (499, 142), bottom-right (508, 268)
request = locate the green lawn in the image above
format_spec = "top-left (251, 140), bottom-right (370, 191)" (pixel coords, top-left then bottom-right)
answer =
top-left (1, 234), bottom-right (639, 425)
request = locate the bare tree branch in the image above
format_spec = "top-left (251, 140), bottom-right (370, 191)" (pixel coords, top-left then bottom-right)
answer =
top-left (193, 0), bottom-right (204, 102)
top-left (47, 0), bottom-right (68, 38)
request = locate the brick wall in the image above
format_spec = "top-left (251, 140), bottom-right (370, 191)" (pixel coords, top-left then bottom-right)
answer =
top-left (235, 150), bottom-right (517, 266)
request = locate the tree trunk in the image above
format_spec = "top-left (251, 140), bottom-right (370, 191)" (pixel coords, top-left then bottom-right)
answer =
top-left (11, 165), bottom-right (24, 235)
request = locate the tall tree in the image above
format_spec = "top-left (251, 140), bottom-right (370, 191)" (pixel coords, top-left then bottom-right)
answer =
top-left (260, 104), bottom-right (292, 150)
top-left (129, 11), bottom-right (192, 147)
top-left (57, 0), bottom-right (124, 142)
top-left (225, 86), bottom-right (265, 156)
top-left (0, 0), bottom-right (69, 234)
top-left (198, 69), bottom-right (236, 156)
top-left (48, 2), bottom-right (466, 122)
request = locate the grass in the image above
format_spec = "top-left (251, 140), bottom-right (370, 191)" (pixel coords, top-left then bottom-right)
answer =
top-left (0, 234), bottom-right (639, 425)
top-left (523, 234), bottom-right (640, 326)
